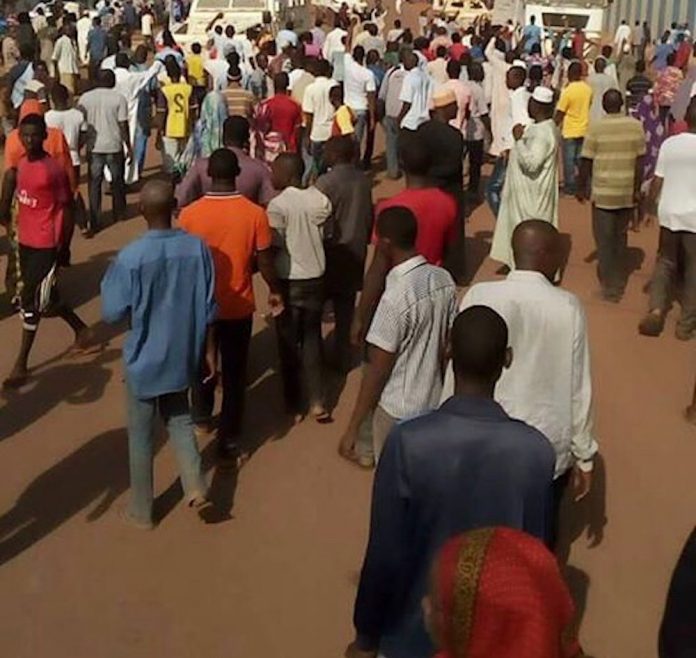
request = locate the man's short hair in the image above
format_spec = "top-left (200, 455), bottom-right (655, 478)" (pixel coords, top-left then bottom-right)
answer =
top-left (222, 116), bottom-right (250, 145)
top-left (19, 113), bottom-right (47, 132)
top-left (208, 148), bottom-right (241, 180)
top-left (399, 131), bottom-right (431, 177)
top-left (376, 206), bottom-right (418, 250)
top-left (451, 307), bottom-right (509, 380)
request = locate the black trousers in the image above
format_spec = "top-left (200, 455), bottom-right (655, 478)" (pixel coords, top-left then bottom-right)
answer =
top-left (191, 317), bottom-right (253, 449)
top-left (592, 205), bottom-right (631, 297)
top-left (326, 289), bottom-right (357, 367)
top-left (549, 469), bottom-right (572, 550)
top-left (276, 278), bottom-right (324, 412)
top-left (464, 139), bottom-right (484, 194)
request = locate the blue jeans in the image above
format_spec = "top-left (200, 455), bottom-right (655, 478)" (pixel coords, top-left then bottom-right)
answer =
top-left (134, 124), bottom-right (149, 175)
top-left (383, 116), bottom-right (400, 178)
top-left (88, 151), bottom-right (126, 229)
top-left (310, 140), bottom-right (327, 179)
top-left (126, 384), bottom-right (207, 525)
top-left (562, 137), bottom-right (584, 194)
top-left (354, 109), bottom-right (368, 155)
top-left (485, 156), bottom-right (508, 218)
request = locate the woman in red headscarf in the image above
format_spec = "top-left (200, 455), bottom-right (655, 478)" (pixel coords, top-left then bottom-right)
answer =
top-left (425, 528), bottom-right (583, 658)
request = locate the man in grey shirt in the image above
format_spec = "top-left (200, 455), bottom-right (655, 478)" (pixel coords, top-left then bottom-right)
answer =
top-left (316, 135), bottom-right (374, 371)
top-left (78, 69), bottom-right (132, 233)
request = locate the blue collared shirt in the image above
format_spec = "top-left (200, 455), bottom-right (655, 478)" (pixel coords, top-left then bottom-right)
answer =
top-left (353, 395), bottom-right (556, 658)
top-left (101, 229), bottom-right (217, 399)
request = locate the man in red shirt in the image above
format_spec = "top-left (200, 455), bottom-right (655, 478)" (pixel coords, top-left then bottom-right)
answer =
top-left (353, 132), bottom-right (458, 344)
top-left (1, 114), bottom-right (92, 389)
top-left (258, 72), bottom-right (302, 153)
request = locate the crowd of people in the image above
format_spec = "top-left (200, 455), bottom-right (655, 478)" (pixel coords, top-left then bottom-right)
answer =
top-left (1, 2), bottom-right (696, 657)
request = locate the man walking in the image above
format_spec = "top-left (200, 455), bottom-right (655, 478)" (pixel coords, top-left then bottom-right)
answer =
top-left (377, 54), bottom-right (406, 179)
top-left (338, 207), bottom-right (457, 463)
top-left (179, 149), bottom-right (283, 463)
top-left (443, 220), bottom-right (598, 545)
top-left (639, 98), bottom-right (696, 341)
top-left (555, 61), bottom-right (593, 196)
top-left (343, 45), bottom-right (376, 168)
top-left (491, 87), bottom-right (560, 269)
top-left (302, 59), bottom-right (337, 178)
top-left (578, 89), bottom-right (645, 302)
top-left (316, 136), bottom-right (373, 372)
top-left (101, 180), bottom-right (215, 529)
top-left (397, 51), bottom-right (432, 132)
top-left (1, 114), bottom-right (92, 389)
top-left (345, 305), bottom-right (555, 658)
top-left (176, 116), bottom-right (275, 209)
top-left (86, 16), bottom-right (108, 82)
top-left (267, 154), bottom-right (332, 420)
top-left (78, 69), bottom-right (131, 231)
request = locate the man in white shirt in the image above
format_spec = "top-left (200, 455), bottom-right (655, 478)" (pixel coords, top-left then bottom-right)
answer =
top-left (344, 46), bottom-right (376, 166)
top-left (614, 19), bottom-right (632, 53)
top-left (267, 153), bottom-right (332, 420)
top-left (386, 19), bottom-right (403, 44)
top-left (426, 46), bottom-right (449, 88)
top-left (639, 99), bottom-right (696, 341)
top-left (302, 59), bottom-right (337, 178)
top-left (276, 20), bottom-right (299, 53)
top-left (442, 220), bottom-right (598, 544)
top-left (338, 206), bottom-right (457, 464)
top-left (52, 24), bottom-right (80, 95)
top-left (379, 59), bottom-right (407, 179)
top-left (398, 51), bottom-right (433, 131)
top-left (323, 23), bottom-right (348, 62)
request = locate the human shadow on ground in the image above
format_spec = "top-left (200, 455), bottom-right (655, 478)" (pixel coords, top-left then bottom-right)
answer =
top-left (461, 229), bottom-right (493, 287)
top-left (0, 427), bottom-right (132, 567)
top-left (555, 454), bottom-right (608, 655)
top-left (56, 249), bottom-right (117, 311)
top-left (0, 349), bottom-right (120, 442)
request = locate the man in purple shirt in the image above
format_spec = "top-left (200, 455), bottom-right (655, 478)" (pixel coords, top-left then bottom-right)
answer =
top-left (175, 116), bottom-right (276, 209)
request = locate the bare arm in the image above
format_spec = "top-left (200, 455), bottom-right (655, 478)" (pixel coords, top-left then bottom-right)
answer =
top-left (256, 248), bottom-right (281, 296)
top-left (554, 109), bottom-right (566, 126)
top-left (119, 120), bottom-right (133, 157)
top-left (344, 344), bottom-right (397, 435)
top-left (352, 249), bottom-right (389, 346)
top-left (397, 101), bottom-right (410, 126)
top-left (0, 168), bottom-right (17, 225)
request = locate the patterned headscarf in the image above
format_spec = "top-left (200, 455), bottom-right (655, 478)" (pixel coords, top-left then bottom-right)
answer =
top-left (431, 528), bottom-right (583, 658)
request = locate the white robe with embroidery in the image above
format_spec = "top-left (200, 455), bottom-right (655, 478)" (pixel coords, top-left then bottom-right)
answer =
top-left (490, 119), bottom-right (560, 267)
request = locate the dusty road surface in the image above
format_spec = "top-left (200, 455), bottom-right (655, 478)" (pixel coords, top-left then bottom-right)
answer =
top-left (1, 18), bottom-right (696, 655)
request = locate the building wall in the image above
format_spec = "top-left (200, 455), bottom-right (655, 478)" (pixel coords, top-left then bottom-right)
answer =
top-left (604, 0), bottom-right (696, 40)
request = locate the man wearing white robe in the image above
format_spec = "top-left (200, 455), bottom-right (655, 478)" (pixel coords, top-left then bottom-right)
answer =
top-left (490, 87), bottom-right (560, 268)
top-left (110, 54), bottom-right (163, 185)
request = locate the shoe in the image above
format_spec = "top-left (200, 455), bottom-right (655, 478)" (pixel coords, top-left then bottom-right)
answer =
top-left (638, 312), bottom-right (665, 337)
top-left (675, 324), bottom-right (696, 341)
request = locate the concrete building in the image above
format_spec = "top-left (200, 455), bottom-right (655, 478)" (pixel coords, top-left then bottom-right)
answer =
top-left (605, 0), bottom-right (696, 41)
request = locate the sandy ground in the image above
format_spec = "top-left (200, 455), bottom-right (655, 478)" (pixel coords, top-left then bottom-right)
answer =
top-left (0, 125), bottom-right (695, 658)
top-left (1, 9), bottom-right (696, 658)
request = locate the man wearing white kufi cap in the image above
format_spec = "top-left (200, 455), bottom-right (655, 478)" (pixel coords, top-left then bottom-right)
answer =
top-left (490, 86), bottom-right (560, 268)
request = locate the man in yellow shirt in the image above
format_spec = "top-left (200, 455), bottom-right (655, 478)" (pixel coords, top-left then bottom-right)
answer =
top-left (156, 60), bottom-right (198, 177)
top-left (555, 61), bottom-right (593, 195)
top-left (186, 42), bottom-right (207, 106)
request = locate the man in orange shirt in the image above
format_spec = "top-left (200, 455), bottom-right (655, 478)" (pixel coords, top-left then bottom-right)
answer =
top-left (179, 148), bottom-right (283, 463)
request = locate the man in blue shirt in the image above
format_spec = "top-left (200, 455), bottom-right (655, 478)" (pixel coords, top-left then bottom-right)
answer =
top-left (86, 16), bottom-right (108, 82)
top-left (653, 32), bottom-right (675, 71)
top-left (346, 306), bottom-right (556, 658)
top-left (101, 180), bottom-right (217, 529)
top-left (522, 15), bottom-right (542, 54)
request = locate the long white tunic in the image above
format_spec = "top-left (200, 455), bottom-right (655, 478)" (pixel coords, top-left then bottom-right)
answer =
top-left (490, 118), bottom-right (560, 267)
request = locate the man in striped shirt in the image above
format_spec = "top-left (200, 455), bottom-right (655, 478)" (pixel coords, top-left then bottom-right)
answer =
top-left (338, 206), bottom-right (457, 465)
top-left (221, 67), bottom-right (255, 119)
top-left (577, 89), bottom-right (646, 303)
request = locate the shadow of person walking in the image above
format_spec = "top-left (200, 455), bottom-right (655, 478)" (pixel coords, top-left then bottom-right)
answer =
top-left (0, 428), bottom-right (130, 567)
top-left (0, 349), bottom-right (120, 442)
